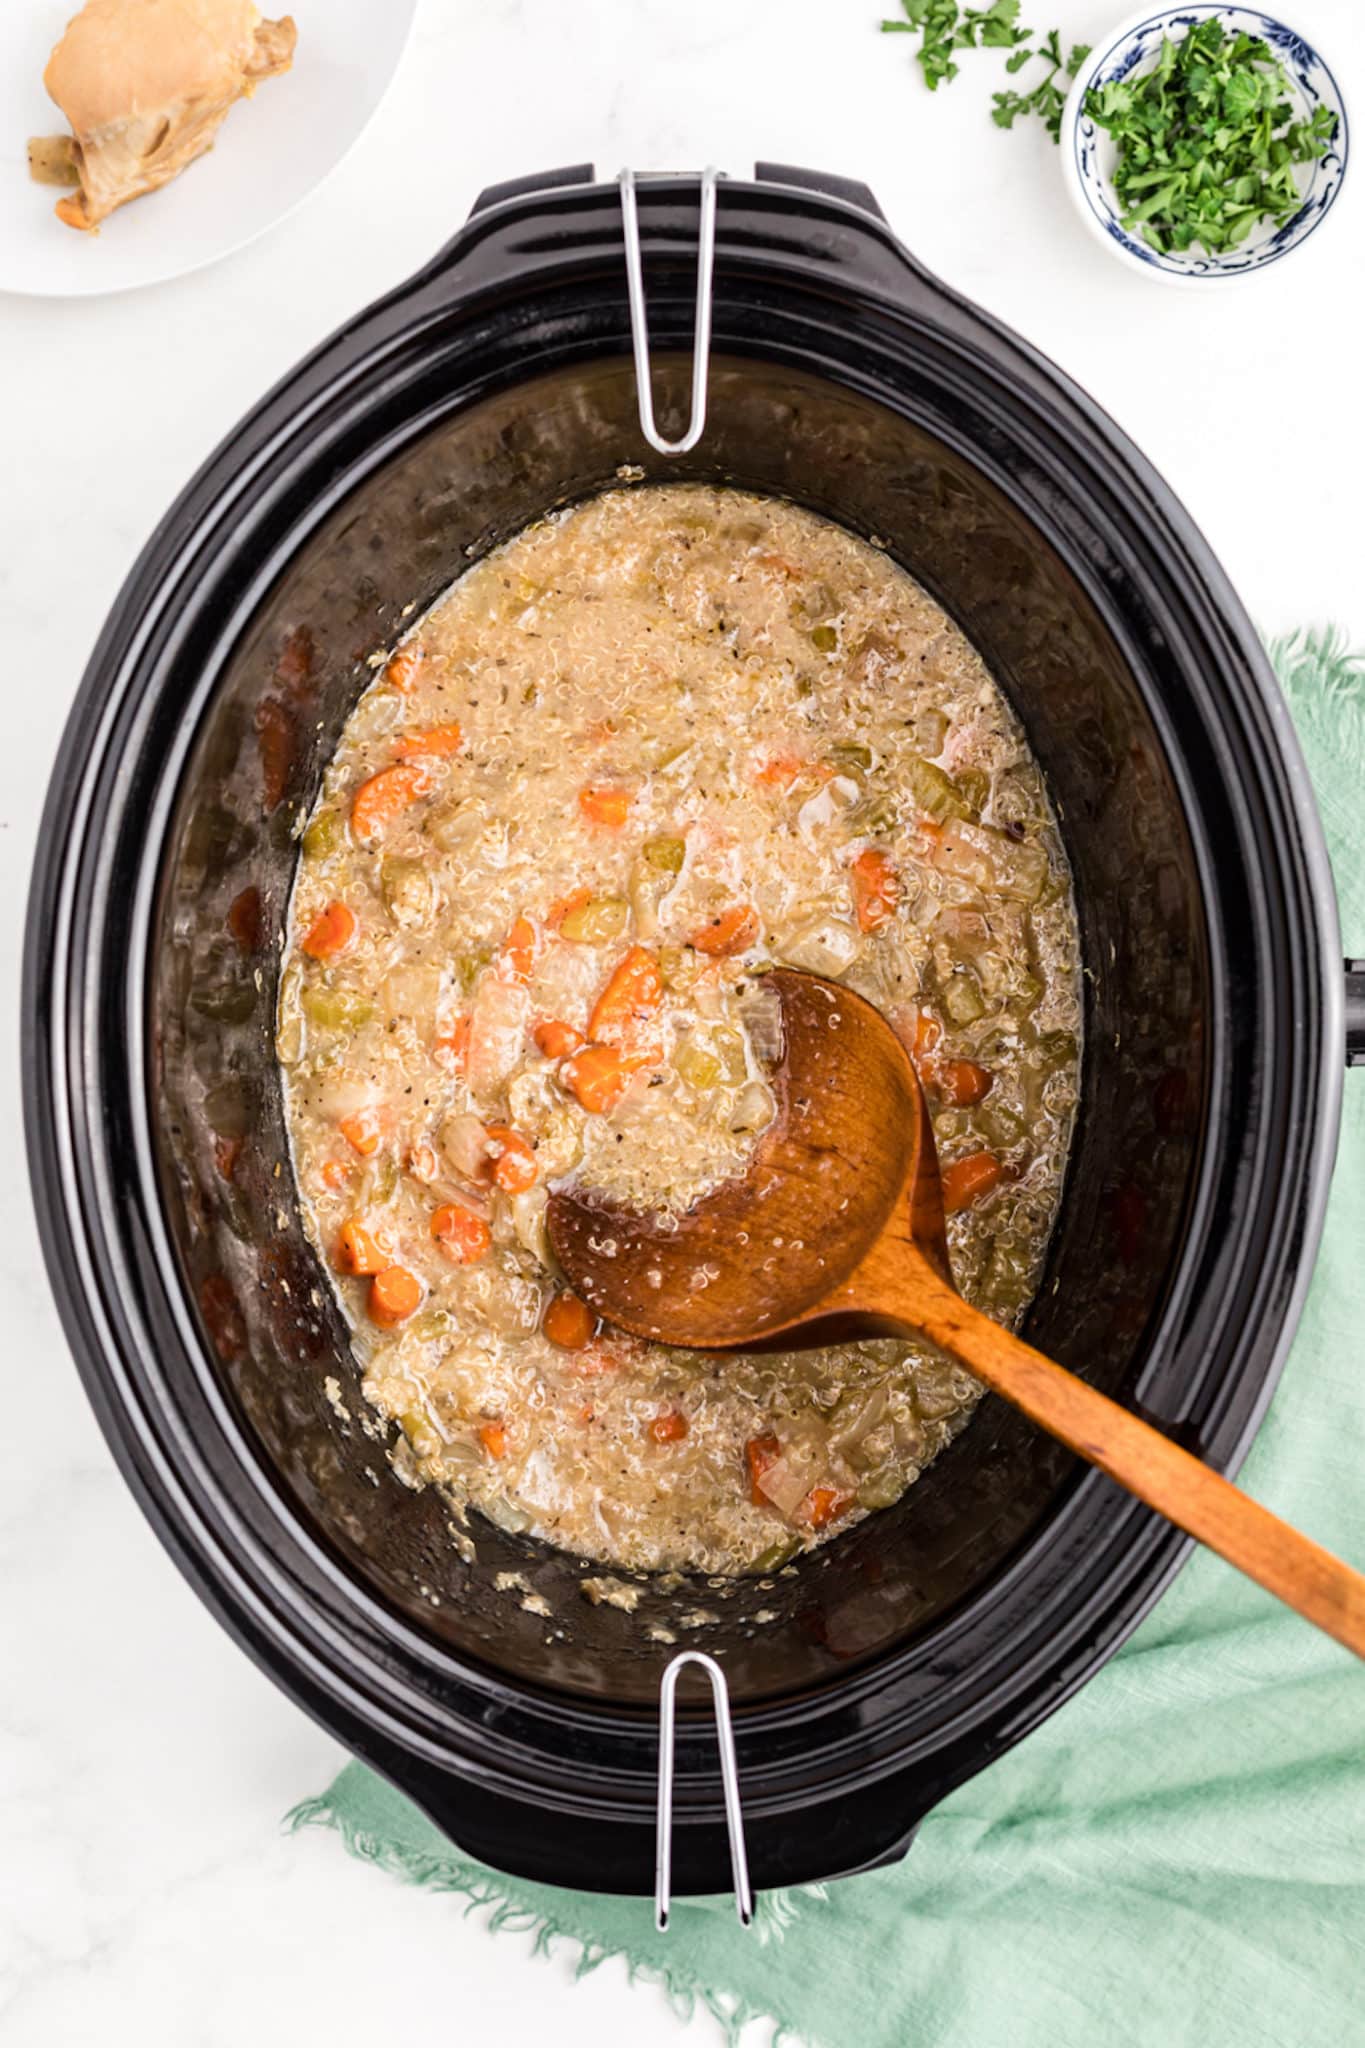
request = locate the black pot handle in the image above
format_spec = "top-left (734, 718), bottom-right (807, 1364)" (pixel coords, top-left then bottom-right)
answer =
top-left (463, 162), bottom-right (888, 226)
top-left (1347, 959), bottom-right (1365, 1067)
top-left (467, 163), bottom-right (595, 220)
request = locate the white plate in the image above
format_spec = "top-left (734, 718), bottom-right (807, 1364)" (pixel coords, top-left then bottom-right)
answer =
top-left (0, 0), bottom-right (419, 297)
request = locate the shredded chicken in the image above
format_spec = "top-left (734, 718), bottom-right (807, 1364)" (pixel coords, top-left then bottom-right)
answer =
top-left (33, 0), bottom-right (297, 232)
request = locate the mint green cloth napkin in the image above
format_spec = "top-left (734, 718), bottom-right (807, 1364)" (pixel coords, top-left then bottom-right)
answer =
top-left (290, 629), bottom-right (1365, 2048)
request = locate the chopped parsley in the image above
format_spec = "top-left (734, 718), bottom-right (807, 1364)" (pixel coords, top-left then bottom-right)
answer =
top-left (880, 0), bottom-right (1088, 136)
top-left (1084, 20), bottom-right (1338, 254)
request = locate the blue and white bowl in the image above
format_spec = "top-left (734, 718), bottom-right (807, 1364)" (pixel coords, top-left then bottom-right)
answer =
top-left (1061, 7), bottom-right (1349, 283)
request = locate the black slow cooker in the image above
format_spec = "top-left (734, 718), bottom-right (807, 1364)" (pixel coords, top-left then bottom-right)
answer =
top-left (24, 165), bottom-right (1365, 1899)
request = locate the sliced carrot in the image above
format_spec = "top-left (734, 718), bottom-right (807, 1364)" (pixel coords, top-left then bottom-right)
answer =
top-left (649, 1408), bottom-right (689, 1445)
top-left (433, 1015), bottom-right (471, 1074)
top-left (368, 1265), bottom-right (422, 1327)
top-left (691, 904), bottom-right (760, 957)
top-left (498, 914), bottom-right (538, 984)
top-left (588, 945), bottom-right (664, 1061)
top-left (544, 1291), bottom-right (596, 1350)
top-left (850, 848), bottom-right (900, 934)
top-left (479, 1419), bottom-right (508, 1460)
top-left (395, 721), bottom-right (463, 760)
top-left (408, 1142), bottom-right (439, 1183)
top-left (941, 1150), bottom-right (1002, 1214)
top-left (384, 644), bottom-right (424, 694)
top-left (483, 1125), bottom-right (537, 1193)
top-left (336, 1217), bottom-right (388, 1275)
top-left (320, 1158), bottom-right (351, 1193)
top-left (579, 784), bottom-right (632, 828)
top-left (227, 885), bottom-right (262, 954)
top-left (534, 1018), bottom-right (585, 1060)
top-left (801, 1485), bottom-right (855, 1530)
top-left (351, 761), bottom-right (432, 840)
top-left (745, 1432), bottom-right (782, 1506)
top-left (547, 885), bottom-right (593, 929)
top-left (432, 1202), bottom-right (492, 1265)
top-left (561, 1043), bottom-right (635, 1115)
top-left (301, 900), bottom-right (356, 959)
top-left (933, 1059), bottom-right (994, 1108)
top-left (338, 1107), bottom-right (383, 1157)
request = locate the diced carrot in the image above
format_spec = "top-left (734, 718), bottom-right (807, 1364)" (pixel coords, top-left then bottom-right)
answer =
top-left (649, 1408), bottom-right (689, 1445)
top-left (544, 1291), bottom-right (596, 1350)
top-left (432, 1202), bottom-right (492, 1265)
top-left (351, 761), bottom-right (432, 840)
top-left (479, 1419), bottom-right (508, 1460)
top-left (301, 900), bottom-right (356, 959)
top-left (483, 1125), bottom-right (537, 1193)
top-left (395, 722), bottom-right (463, 760)
top-left (756, 552), bottom-right (804, 578)
top-left (561, 1043), bottom-right (635, 1115)
top-left (801, 1485), bottom-right (855, 1530)
top-left (941, 1151), bottom-right (1002, 1214)
top-left (933, 1059), bottom-right (994, 1108)
top-left (338, 1107), bottom-right (383, 1157)
top-left (588, 945), bottom-right (664, 1061)
top-left (754, 752), bottom-right (805, 789)
top-left (369, 1265), bottom-right (422, 1326)
top-left (547, 886), bottom-right (593, 929)
top-left (213, 1134), bottom-right (242, 1181)
top-left (498, 914), bottom-right (538, 984)
top-left (535, 1018), bottom-right (585, 1060)
top-left (433, 1015), bottom-right (471, 1074)
top-left (691, 904), bottom-right (760, 957)
top-left (336, 1217), bottom-right (388, 1275)
top-left (914, 1009), bottom-right (942, 1059)
top-left (384, 644), bottom-right (424, 694)
top-left (408, 1142), bottom-right (438, 1183)
top-left (850, 848), bottom-right (900, 934)
top-left (320, 1158), bottom-right (351, 1192)
top-left (579, 784), bottom-right (632, 827)
top-left (227, 885), bottom-right (262, 954)
top-left (745, 1432), bottom-right (782, 1506)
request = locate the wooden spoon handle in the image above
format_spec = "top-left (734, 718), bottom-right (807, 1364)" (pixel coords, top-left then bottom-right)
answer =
top-left (909, 1263), bottom-right (1365, 1660)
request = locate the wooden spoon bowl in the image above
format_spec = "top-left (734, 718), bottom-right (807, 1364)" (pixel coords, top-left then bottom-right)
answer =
top-left (548, 969), bottom-right (1365, 1659)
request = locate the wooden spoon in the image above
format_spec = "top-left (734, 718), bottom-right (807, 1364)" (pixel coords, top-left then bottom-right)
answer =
top-left (548, 968), bottom-right (1365, 1658)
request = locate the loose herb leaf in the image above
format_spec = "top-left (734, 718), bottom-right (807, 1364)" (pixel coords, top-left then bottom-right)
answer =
top-left (881, 0), bottom-right (1086, 137)
top-left (1084, 20), bottom-right (1337, 253)
top-left (991, 34), bottom-right (1089, 140)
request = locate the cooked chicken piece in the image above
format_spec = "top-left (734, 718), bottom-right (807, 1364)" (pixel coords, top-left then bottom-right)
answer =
top-left (33, 0), bottom-right (297, 232)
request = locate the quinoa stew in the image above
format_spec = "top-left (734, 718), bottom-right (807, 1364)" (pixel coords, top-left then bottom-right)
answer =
top-left (279, 485), bottom-right (1082, 1575)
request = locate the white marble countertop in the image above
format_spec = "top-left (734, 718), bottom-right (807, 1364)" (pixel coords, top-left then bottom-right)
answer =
top-left (2, 2), bottom-right (1362, 2041)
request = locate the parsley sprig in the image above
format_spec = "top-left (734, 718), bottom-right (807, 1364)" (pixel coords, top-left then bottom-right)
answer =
top-left (993, 26), bottom-right (1092, 140)
top-left (1084, 21), bottom-right (1338, 254)
top-left (880, 0), bottom-right (1089, 138)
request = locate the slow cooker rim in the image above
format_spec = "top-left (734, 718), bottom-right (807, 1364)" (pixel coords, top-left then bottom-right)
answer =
top-left (21, 180), bottom-right (1342, 1826)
